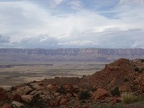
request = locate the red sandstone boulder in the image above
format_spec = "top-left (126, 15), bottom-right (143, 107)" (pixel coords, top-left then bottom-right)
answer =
top-left (12, 101), bottom-right (24, 108)
top-left (32, 83), bottom-right (44, 90)
top-left (119, 85), bottom-right (131, 92)
top-left (1, 103), bottom-right (11, 108)
top-left (106, 65), bottom-right (119, 71)
top-left (60, 98), bottom-right (68, 105)
top-left (49, 100), bottom-right (59, 107)
top-left (113, 96), bottom-right (121, 103)
top-left (21, 95), bottom-right (33, 103)
top-left (13, 94), bottom-right (22, 102)
top-left (47, 83), bottom-right (58, 91)
top-left (83, 104), bottom-right (89, 108)
top-left (92, 88), bottom-right (108, 100)
top-left (63, 84), bottom-right (74, 92)
top-left (16, 86), bottom-right (32, 95)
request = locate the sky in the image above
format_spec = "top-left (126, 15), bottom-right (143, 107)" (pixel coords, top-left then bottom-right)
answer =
top-left (0, 0), bottom-right (144, 48)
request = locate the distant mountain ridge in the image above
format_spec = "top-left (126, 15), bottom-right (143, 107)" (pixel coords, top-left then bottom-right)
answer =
top-left (0, 48), bottom-right (144, 63)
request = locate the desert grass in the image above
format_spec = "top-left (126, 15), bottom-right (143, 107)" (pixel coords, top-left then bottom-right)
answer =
top-left (121, 92), bottom-right (138, 104)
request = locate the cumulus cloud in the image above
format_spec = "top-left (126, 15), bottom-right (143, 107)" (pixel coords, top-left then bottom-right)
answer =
top-left (56, 29), bottom-right (144, 48)
top-left (93, 29), bottom-right (144, 48)
top-left (18, 35), bottom-right (59, 48)
top-left (0, 0), bottom-right (144, 48)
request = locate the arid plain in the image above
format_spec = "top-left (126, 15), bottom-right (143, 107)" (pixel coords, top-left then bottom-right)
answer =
top-left (0, 62), bottom-right (105, 88)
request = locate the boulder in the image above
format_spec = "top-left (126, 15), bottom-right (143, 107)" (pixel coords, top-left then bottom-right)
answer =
top-left (29, 90), bottom-right (37, 95)
top-left (16, 86), bottom-right (33, 95)
top-left (47, 83), bottom-right (58, 91)
top-left (12, 101), bottom-right (24, 108)
top-left (49, 100), bottom-right (58, 107)
top-left (113, 96), bottom-right (121, 103)
top-left (63, 84), bottom-right (74, 92)
top-left (32, 83), bottom-right (44, 90)
top-left (106, 65), bottom-right (119, 71)
top-left (83, 104), bottom-right (89, 108)
top-left (119, 85), bottom-right (131, 92)
top-left (60, 98), bottom-right (68, 105)
top-left (92, 88), bottom-right (108, 100)
top-left (13, 94), bottom-right (22, 102)
top-left (1, 103), bottom-right (11, 108)
top-left (21, 95), bottom-right (33, 103)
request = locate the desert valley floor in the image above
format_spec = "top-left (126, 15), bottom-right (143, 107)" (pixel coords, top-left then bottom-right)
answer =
top-left (0, 62), bottom-right (105, 88)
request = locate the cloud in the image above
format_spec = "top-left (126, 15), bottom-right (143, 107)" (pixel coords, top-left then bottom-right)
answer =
top-left (94, 29), bottom-right (144, 48)
top-left (67, 0), bottom-right (83, 10)
top-left (0, 1), bottom-right (53, 39)
top-left (119, 0), bottom-right (144, 5)
top-left (0, 0), bottom-right (144, 48)
top-left (50, 0), bottom-right (64, 8)
top-left (0, 34), bottom-right (10, 48)
top-left (0, 34), bottom-right (9, 43)
top-left (55, 29), bottom-right (144, 48)
top-left (12, 34), bottom-right (59, 48)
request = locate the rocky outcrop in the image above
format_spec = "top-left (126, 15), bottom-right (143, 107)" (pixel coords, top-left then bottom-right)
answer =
top-left (1, 58), bottom-right (144, 107)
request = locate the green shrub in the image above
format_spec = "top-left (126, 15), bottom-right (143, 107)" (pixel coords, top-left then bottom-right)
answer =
top-left (28, 94), bottom-right (47, 108)
top-left (135, 95), bottom-right (144, 102)
top-left (110, 86), bottom-right (120, 96)
top-left (89, 103), bottom-right (123, 108)
top-left (135, 67), bottom-right (139, 72)
top-left (79, 90), bottom-right (91, 100)
top-left (140, 59), bottom-right (144, 63)
top-left (134, 67), bottom-right (143, 73)
top-left (121, 92), bottom-right (138, 104)
top-left (124, 78), bottom-right (129, 82)
top-left (57, 86), bottom-right (67, 94)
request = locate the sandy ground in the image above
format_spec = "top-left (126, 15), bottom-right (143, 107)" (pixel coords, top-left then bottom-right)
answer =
top-left (0, 63), bottom-right (105, 88)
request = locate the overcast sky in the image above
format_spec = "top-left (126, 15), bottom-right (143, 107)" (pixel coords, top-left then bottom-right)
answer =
top-left (0, 0), bottom-right (144, 48)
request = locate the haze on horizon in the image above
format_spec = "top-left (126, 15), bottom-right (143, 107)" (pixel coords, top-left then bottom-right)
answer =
top-left (0, 0), bottom-right (144, 49)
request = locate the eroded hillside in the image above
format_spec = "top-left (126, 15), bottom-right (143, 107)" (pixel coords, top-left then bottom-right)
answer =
top-left (1, 58), bottom-right (144, 108)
